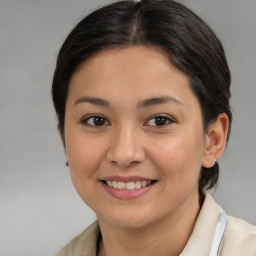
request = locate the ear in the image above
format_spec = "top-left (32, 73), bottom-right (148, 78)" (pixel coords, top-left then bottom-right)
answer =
top-left (202, 113), bottom-right (229, 168)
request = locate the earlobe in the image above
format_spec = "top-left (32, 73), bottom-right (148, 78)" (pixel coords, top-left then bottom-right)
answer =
top-left (202, 113), bottom-right (229, 168)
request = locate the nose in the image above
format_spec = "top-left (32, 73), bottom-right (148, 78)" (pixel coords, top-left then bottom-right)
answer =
top-left (106, 123), bottom-right (146, 167)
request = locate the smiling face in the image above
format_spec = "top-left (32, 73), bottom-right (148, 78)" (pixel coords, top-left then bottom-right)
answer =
top-left (64, 46), bottom-right (211, 229)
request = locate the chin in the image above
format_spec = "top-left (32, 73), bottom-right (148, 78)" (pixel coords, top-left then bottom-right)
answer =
top-left (108, 218), bottom-right (153, 230)
top-left (97, 208), bottom-right (155, 229)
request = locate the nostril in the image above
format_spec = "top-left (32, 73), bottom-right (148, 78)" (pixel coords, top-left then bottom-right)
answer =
top-left (110, 160), bottom-right (141, 168)
top-left (106, 132), bottom-right (146, 167)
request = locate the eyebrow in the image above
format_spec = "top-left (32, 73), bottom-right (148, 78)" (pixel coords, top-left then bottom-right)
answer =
top-left (74, 97), bottom-right (110, 107)
top-left (74, 96), bottom-right (183, 108)
top-left (138, 96), bottom-right (184, 108)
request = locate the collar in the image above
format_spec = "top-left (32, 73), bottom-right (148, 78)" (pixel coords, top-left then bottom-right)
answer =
top-left (57, 192), bottom-right (224, 256)
top-left (180, 192), bottom-right (223, 256)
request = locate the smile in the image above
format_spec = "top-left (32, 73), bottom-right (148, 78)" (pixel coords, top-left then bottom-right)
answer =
top-left (100, 176), bottom-right (157, 200)
top-left (105, 180), bottom-right (153, 190)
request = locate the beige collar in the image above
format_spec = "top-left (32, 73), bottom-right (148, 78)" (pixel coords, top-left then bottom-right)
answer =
top-left (180, 192), bottom-right (222, 256)
top-left (57, 192), bottom-right (223, 256)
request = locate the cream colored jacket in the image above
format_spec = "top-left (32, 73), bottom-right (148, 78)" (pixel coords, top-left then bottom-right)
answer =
top-left (55, 193), bottom-right (256, 256)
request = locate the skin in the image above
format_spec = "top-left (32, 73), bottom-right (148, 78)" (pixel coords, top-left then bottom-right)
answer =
top-left (64, 46), bottom-right (229, 256)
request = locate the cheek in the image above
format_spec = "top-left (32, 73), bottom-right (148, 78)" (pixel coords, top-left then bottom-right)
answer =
top-left (65, 132), bottom-right (107, 185)
top-left (65, 134), bottom-right (109, 208)
top-left (148, 131), bottom-right (204, 181)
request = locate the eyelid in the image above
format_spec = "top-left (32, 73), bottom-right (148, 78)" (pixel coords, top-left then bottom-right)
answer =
top-left (80, 113), bottom-right (175, 127)
top-left (144, 114), bottom-right (176, 126)
top-left (80, 114), bottom-right (110, 126)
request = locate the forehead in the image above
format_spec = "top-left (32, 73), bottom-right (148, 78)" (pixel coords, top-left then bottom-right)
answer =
top-left (68, 46), bottom-right (198, 109)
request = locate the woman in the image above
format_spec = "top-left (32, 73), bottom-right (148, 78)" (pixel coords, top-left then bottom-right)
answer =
top-left (52, 0), bottom-right (256, 255)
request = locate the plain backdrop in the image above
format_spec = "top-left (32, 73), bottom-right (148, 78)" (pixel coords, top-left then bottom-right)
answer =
top-left (0, 0), bottom-right (255, 255)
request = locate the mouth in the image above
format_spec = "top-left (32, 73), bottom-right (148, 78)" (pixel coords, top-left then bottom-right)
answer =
top-left (100, 176), bottom-right (158, 199)
top-left (101, 179), bottom-right (157, 190)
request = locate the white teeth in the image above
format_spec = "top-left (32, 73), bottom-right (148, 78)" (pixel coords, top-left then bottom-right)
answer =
top-left (113, 181), bottom-right (118, 189)
top-left (106, 181), bottom-right (112, 187)
top-left (117, 181), bottom-right (126, 189)
top-left (135, 181), bottom-right (142, 189)
top-left (105, 180), bottom-right (153, 190)
top-left (126, 182), bottom-right (135, 190)
top-left (141, 181), bottom-right (147, 187)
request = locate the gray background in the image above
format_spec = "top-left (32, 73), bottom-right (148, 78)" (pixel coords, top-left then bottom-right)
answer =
top-left (0, 0), bottom-right (255, 255)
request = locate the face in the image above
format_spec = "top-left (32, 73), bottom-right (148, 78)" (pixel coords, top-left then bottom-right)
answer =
top-left (64, 46), bottom-right (210, 229)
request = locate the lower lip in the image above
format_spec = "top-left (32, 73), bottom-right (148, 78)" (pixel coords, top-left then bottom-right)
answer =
top-left (101, 182), bottom-right (155, 200)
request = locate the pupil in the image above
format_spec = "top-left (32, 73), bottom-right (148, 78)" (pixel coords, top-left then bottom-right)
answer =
top-left (155, 117), bottom-right (166, 126)
top-left (94, 117), bottom-right (105, 126)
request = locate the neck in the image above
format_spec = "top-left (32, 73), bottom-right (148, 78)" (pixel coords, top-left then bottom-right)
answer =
top-left (97, 192), bottom-right (201, 256)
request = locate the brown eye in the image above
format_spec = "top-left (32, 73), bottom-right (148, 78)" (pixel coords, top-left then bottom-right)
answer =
top-left (93, 116), bottom-right (106, 126)
top-left (155, 116), bottom-right (168, 126)
top-left (82, 115), bottom-right (110, 126)
top-left (146, 115), bottom-right (174, 127)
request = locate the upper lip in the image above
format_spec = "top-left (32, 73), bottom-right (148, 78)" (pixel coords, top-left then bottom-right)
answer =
top-left (100, 176), bottom-right (155, 182)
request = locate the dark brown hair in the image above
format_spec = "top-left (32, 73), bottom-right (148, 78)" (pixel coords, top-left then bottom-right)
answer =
top-left (52, 0), bottom-right (232, 190)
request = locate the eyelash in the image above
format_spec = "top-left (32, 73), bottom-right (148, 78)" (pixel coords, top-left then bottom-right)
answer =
top-left (80, 114), bottom-right (175, 127)
top-left (145, 114), bottom-right (175, 127)
top-left (80, 114), bottom-right (110, 127)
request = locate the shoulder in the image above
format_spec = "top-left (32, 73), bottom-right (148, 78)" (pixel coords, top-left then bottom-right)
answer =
top-left (55, 221), bottom-right (99, 256)
top-left (202, 192), bottom-right (256, 255)
top-left (220, 215), bottom-right (256, 255)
